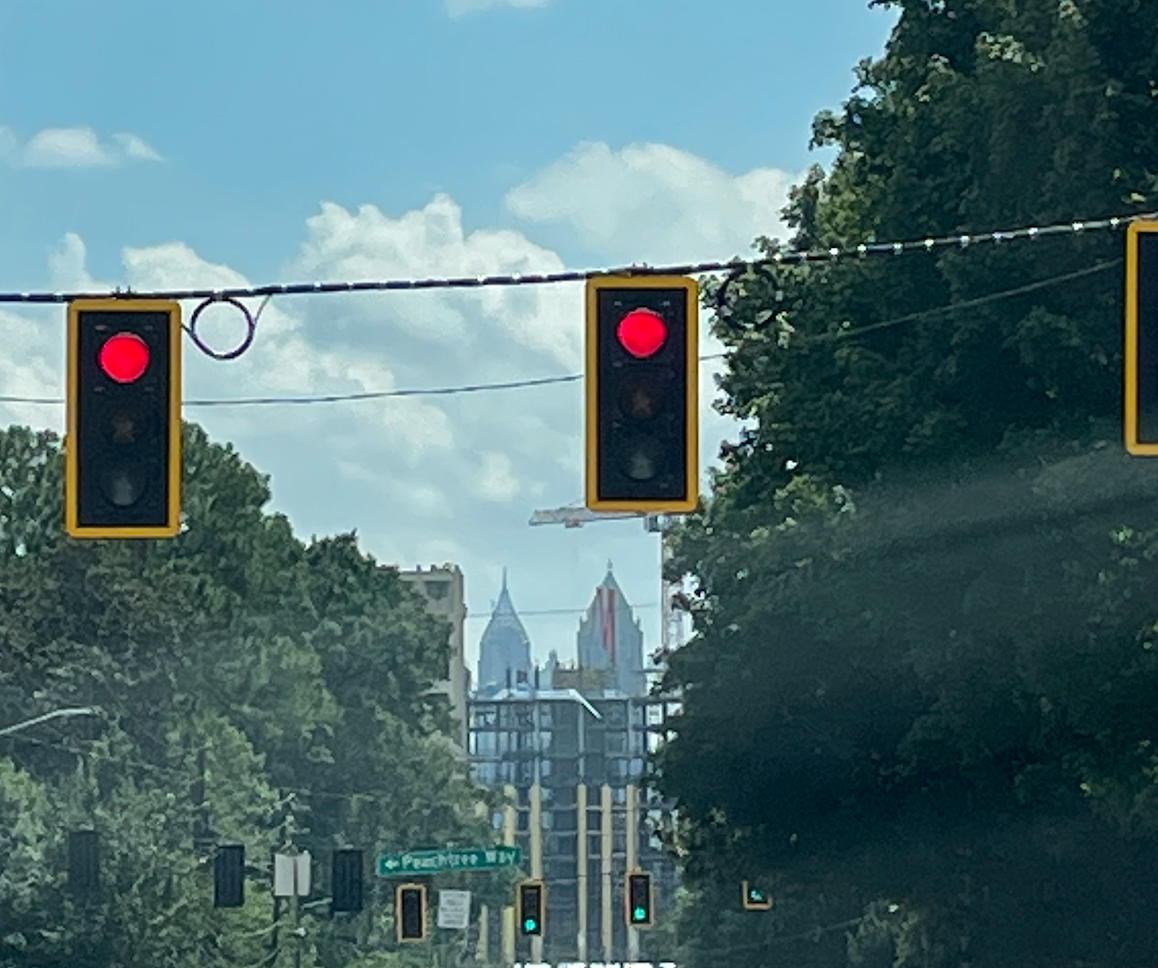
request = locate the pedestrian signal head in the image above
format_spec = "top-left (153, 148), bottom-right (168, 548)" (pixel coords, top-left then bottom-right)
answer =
top-left (742, 879), bottom-right (773, 910)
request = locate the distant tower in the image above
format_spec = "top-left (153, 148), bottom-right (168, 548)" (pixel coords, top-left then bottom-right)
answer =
top-left (476, 568), bottom-right (533, 694)
top-left (576, 562), bottom-right (646, 696)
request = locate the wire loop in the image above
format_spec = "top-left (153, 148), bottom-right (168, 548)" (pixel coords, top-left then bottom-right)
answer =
top-left (184, 295), bottom-right (266, 360)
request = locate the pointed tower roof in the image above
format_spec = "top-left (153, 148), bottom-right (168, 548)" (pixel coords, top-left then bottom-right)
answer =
top-left (478, 568), bottom-right (532, 683)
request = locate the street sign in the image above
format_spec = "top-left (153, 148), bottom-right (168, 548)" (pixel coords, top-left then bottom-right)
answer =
top-left (376, 846), bottom-right (521, 877)
top-left (437, 889), bottom-right (472, 929)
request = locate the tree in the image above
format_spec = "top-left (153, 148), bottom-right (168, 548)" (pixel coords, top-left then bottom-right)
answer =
top-left (656, 3), bottom-right (1158, 967)
top-left (0, 420), bottom-right (497, 966)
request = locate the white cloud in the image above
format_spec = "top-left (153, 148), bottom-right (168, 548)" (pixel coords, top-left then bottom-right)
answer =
top-left (506, 140), bottom-right (797, 265)
top-left (445, 0), bottom-right (550, 17)
top-left (0, 137), bottom-right (775, 674)
top-left (476, 452), bottom-right (521, 501)
top-left (112, 132), bottom-right (162, 162)
top-left (6, 125), bottom-right (161, 169)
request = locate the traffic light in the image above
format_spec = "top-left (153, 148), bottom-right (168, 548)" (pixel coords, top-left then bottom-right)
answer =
top-left (1127, 221), bottom-right (1158, 454)
top-left (214, 843), bottom-right (245, 908)
top-left (68, 829), bottom-right (99, 896)
top-left (742, 879), bottom-right (774, 910)
top-left (626, 870), bottom-right (654, 928)
top-left (65, 298), bottom-right (182, 537)
top-left (585, 275), bottom-right (698, 512)
top-left (517, 879), bottom-right (545, 936)
top-left (396, 883), bottom-right (427, 942)
top-left (332, 848), bottom-right (364, 914)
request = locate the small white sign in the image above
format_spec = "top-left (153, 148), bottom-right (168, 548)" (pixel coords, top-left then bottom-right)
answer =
top-left (273, 851), bottom-right (311, 897)
top-left (437, 888), bottom-right (471, 929)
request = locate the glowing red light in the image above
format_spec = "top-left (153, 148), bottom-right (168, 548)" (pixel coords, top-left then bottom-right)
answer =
top-left (99, 333), bottom-right (150, 383)
top-left (616, 309), bottom-right (667, 358)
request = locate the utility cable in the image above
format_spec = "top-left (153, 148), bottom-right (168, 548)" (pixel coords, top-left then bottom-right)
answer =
top-left (0, 257), bottom-right (1124, 408)
top-left (0, 210), bottom-right (1145, 307)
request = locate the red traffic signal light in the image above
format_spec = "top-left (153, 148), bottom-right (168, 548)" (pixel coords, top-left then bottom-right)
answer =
top-left (617, 308), bottom-right (668, 358)
top-left (65, 300), bottom-right (182, 538)
top-left (99, 332), bottom-right (150, 383)
top-left (585, 276), bottom-right (698, 513)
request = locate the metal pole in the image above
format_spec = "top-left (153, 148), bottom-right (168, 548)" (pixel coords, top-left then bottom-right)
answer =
top-left (292, 892), bottom-right (301, 968)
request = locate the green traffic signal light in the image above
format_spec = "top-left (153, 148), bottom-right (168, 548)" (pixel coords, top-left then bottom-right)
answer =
top-left (742, 879), bottom-right (774, 910)
top-left (517, 881), bottom-right (544, 936)
top-left (626, 871), bottom-right (654, 927)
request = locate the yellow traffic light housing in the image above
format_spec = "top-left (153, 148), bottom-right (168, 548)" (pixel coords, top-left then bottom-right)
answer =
top-left (517, 879), bottom-right (545, 936)
top-left (742, 879), bottom-right (773, 910)
top-left (396, 883), bottom-right (427, 942)
top-left (65, 299), bottom-right (182, 537)
top-left (1126, 220), bottom-right (1158, 455)
top-left (585, 275), bottom-right (698, 512)
top-left (626, 870), bottom-right (654, 927)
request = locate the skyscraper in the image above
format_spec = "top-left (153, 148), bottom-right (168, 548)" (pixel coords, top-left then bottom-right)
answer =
top-left (476, 568), bottom-right (533, 695)
top-left (576, 563), bottom-right (647, 697)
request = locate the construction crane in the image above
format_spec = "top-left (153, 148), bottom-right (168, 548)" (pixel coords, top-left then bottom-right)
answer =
top-left (528, 504), bottom-right (686, 660)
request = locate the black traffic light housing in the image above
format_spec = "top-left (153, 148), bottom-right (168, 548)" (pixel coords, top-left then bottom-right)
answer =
top-left (517, 879), bottom-right (545, 936)
top-left (626, 870), bottom-right (654, 927)
top-left (332, 848), bottom-right (364, 914)
top-left (214, 843), bottom-right (245, 908)
top-left (68, 829), bottom-right (100, 896)
top-left (1127, 221), bottom-right (1158, 454)
top-left (66, 299), bottom-right (182, 538)
top-left (585, 275), bottom-right (698, 512)
top-left (742, 879), bottom-right (774, 910)
top-left (396, 883), bottom-right (427, 942)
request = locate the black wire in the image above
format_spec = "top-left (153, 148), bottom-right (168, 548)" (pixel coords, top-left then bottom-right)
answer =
top-left (0, 209), bottom-right (1146, 307)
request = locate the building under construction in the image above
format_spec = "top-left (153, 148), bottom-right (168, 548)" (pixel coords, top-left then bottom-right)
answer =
top-left (468, 566), bottom-right (681, 965)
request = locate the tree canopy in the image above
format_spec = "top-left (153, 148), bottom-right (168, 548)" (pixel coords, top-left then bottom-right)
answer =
top-left (656, 2), bottom-right (1158, 967)
top-left (0, 422), bottom-right (509, 968)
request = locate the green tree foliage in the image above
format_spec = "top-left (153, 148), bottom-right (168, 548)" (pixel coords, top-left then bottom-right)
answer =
top-left (656, 2), bottom-right (1158, 967)
top-left (0, 421), bottom-right (499, 967)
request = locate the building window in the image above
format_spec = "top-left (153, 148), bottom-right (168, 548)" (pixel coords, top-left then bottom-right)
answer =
top-left (424, 580), bottom-right (450, 600)
top-left (471, 705), bottom-right (497, 728)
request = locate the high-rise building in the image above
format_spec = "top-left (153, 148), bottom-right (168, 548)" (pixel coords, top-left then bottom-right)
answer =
top-left (575, 563), bottom-right (647, 698)
top-left (467, 688), bottom-right (680, 965)
top-left (476, 569), bottom-right (533, 696)
top-left (399, 564), bottom-right (469, 750)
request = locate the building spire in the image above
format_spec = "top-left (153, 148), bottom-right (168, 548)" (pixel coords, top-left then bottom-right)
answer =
top-left (501, 566), bottom-right (508, 592)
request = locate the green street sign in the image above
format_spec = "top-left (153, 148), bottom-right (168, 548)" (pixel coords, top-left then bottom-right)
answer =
top-left (376, 846), bottom-right (522, 878)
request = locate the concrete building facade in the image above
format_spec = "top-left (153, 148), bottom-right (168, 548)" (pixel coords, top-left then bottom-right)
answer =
top-left (399, 563), bottom-right (469, 750)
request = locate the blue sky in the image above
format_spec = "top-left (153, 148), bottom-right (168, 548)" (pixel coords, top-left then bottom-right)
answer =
top-left (0, 0), bottom-right (898, 678)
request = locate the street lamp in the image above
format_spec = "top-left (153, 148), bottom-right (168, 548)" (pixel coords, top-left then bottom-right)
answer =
top-left (0, 707), bottom-right (100, 738)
